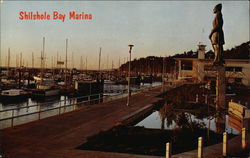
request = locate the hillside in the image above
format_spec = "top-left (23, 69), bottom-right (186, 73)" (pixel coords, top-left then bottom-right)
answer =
top-left (120, 41), bottom-right (250, 74)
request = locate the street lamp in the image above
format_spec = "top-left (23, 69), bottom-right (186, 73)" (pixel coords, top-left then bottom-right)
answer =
top-left (162, 56), bottom-right (165, 92)
top-left (127, 44), bottom-right (134, 106)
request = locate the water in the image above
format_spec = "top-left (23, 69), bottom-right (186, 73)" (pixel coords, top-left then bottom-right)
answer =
top-left (103, 82), bottom-right (161, 95)
top-left (0, 95), bottom-right (70, 111)
top-left (136, 110), bottom-right (239, 135)
top-left (0, 82), bottom-right (161, 109)
top-left (0, 82), bottom-right (162, 129)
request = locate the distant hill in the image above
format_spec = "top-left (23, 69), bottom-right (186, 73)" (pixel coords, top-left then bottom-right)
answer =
top-left (223, 41), bottom-right (250, 59)
top-left (120, 41), bottom-right (250, 74)
top-left (173, 41), bottom-right (250, 59)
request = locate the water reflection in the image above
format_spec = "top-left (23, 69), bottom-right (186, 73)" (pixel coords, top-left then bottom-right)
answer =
top-left (0, 82), bottom-right (162, 111)
top-left (136, 101), bottom-right (239, 135)
top-left (214, 112), bottom-right (226, 134)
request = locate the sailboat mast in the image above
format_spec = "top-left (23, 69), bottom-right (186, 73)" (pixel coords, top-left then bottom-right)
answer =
top-left (7, 48), bottom-right (10, 76)
top-left (80, 56), bottom-right (82, 71)
top-left (51, 56), bottom-right (54, 78)
top-left (65, 38), bottom-right (68, 85)
top-left (72, 52), bottom-right (74, 69)
top-left (56, 52), bottom-right (59, 69)
top-left (118, 57), bottom-right (120, 69)
top-left (20, 52), bottom-right (22, 68)
top-left (118, 57), bottom-right (120, 75)
top-left (112, 60), bottom-right (113, 70)
top-left (32, 52), bottom-right (34, 69)
top-left (107, 54), bottom-right (109, 70)
top-left (16, 54), bottom-right (19, 68)
top-left (99, 47), bottom-right (101, 73)
top-left (85, 57), bottom-right (87, 73)
top-left (41, 37), bottom-right (45, 78)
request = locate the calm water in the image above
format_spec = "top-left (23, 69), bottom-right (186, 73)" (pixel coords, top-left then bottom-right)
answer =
top-left (136, 110), bottom-right (239, 135)
top-left (0, 82), bottom-right (161, 119)
top-left (0, 82), bottom-right (162, 129)
top-left (0, 82), bottom-right (161, 110)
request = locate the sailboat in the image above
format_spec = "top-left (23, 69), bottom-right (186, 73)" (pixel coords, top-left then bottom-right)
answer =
top-left (32, 37), bottom-right (60, 97)
top-left (59, 39), bottom-right (76, 95)
top-left (0, 89), bottom-right (30, 101)
top-left (32, 76), bottom-right (60, 97)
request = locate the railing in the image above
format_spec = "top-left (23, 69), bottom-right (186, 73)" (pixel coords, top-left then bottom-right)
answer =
top-left (0, 83), bottom-right (163, 129)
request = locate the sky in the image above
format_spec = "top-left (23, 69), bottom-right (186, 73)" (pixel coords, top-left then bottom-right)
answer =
top-left (0, 1), bottom-right (249, 70)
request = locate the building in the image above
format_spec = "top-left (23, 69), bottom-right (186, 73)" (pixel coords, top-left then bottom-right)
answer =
top-left (175, 44), bottom-right (250, 86)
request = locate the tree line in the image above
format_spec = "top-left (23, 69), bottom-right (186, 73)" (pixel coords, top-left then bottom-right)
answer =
top-left (119, 41), bottom-right (249, 74)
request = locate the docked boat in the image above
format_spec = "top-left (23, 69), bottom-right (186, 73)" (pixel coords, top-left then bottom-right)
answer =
top-left (104, 79), bottom-right (115, 84)
top-left (0, 89), bottom-right (29, 100)
top-left (60, 85), bottom-right (75, 95)
top-left (32, 76), bottom-right (60, 97)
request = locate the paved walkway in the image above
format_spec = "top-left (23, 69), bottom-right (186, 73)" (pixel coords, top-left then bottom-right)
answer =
top-left (0, 86), bottom-right (165, 158)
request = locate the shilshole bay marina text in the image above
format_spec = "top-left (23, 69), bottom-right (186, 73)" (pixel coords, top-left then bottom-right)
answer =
top-left (69, 11), bottom-right (92, 20)
top-left (19, 11), bottom-right (92, 21)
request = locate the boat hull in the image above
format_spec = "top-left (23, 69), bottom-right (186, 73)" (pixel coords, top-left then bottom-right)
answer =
top-left (32, 89), bottom-right (60, 97)
top-left (0, 95), bottom-right (29, 104)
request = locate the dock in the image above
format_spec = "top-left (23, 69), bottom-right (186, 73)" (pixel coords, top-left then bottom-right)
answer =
top-left (1, 83), bottom-right (249, 158)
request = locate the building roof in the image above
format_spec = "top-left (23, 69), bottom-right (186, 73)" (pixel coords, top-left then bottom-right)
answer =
top-left (174, 58), bottom-right (250, 63)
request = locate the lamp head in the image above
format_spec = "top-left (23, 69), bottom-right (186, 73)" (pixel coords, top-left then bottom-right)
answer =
top-left (128, 44), bottom-right (134, 52)
top-left (128, 44), bottom-right (134, 48)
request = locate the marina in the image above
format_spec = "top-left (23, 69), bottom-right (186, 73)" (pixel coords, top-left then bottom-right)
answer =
top-left (0, 1), bottom-right (249, 158)
top-left (0, 81), bottom-right (161, 129)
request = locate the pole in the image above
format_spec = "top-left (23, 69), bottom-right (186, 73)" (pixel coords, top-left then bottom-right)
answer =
top-left (7, 48), bottom-right (10, 77)
top-left (118, 57), bottom-right (120, 69)
top-left (166, 142), bottom-right (171, 158)
top-left (32, 52), bottom-right (34, 69)
top-left (107, 54), bottom-right (109, 70)
top-left (0, 44), bottom-right (1, 79)
top-left (99, 47), bottom-right (101, 73)
top-left (112, 60), bottom-right (113, 70)
top-left (42, 37), bottom-right (45, 77)
top-left (127, 44), bottom-right (134, 106)
top-left (65, 38), bottom-right (68, 86)
top-left (223, 132), bottom-right (227, 156)
top-left (51, 56), bottom-right (54, 78)
top-left (86, 57), bottom-right (87, 73)
top-left (57, 52), bottom-right (59, 69)
top-left (162, 57), bottom-right (165, 92)
top-left (72, 52), bottom-right (74, 69)
top-left (216, 65), bottom-right (225, 110)
top-left (80, 56), bottom-right (83, 71)
top-left (40, 37), bottom-right (45, 78)
top-left (198, 137), bottom-right (203, 158)
top-left (242, 128), bottom-right (246, 149)
top-left (20, 52), bottom-right (22, 68)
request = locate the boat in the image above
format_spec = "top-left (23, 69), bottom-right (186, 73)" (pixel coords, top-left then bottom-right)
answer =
top-left (60, 84), bottom-right (75, 95)
top-left (104, 79), bottom-right (115, 84)
top-left (32, 76), bottom-right (60, 97)
top-left (74, 80), bottom-right (104, 96)
top-left (0, 89), bottom-right (29, 100)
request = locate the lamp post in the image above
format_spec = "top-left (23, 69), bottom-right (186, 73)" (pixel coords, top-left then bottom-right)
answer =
top-left (127, 44), bottom-right (134, 106)
top-left (162, 56), bottom-right (165, 92)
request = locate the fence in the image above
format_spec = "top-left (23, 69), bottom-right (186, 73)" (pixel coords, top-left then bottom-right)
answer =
top-left (0, 83), bottom-right (163, 129)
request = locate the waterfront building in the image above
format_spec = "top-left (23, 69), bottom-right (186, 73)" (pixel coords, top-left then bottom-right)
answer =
top-left (175, 44), bottom-right (250, 86)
